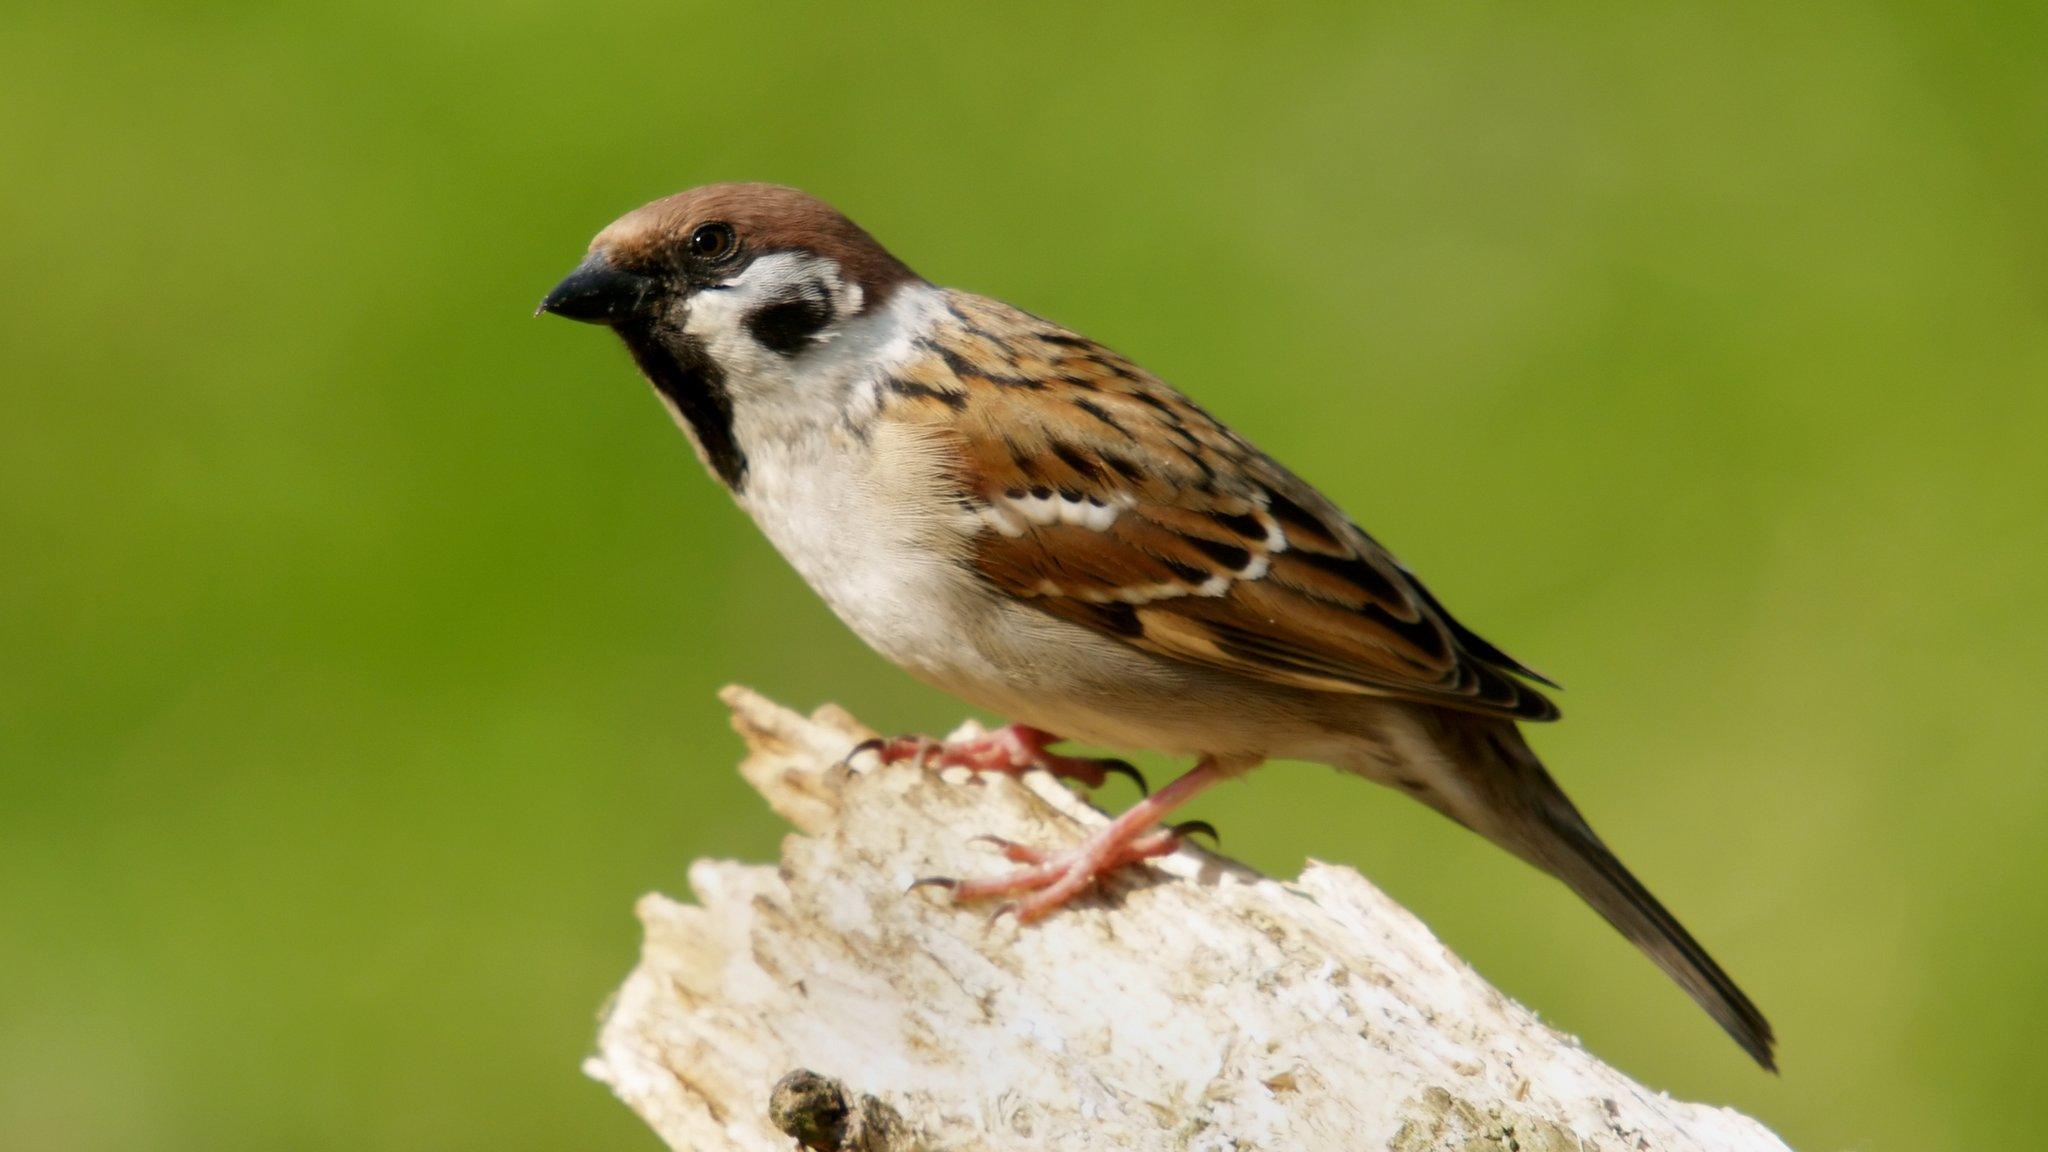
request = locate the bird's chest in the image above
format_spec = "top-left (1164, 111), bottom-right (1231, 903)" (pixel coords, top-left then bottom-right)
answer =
top-left (733, 429), bottom-right (980, 676)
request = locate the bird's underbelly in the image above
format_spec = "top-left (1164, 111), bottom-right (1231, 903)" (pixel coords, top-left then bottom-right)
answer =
top-left (733, 440), bottom-right (1366, 761)
top-left (735, 443), bottom-right (984, 671)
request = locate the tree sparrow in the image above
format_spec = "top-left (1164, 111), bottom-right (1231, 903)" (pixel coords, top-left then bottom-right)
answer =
top-left (539, 183), bottom-right (1775, 1069)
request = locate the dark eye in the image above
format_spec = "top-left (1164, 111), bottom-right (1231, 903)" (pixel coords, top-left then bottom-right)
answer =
top-left (689, 222), bottom-right (736, 260)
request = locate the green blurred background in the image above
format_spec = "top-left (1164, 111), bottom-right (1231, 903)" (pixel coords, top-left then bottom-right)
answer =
top-left (3, 2), bottom-right (2043, 1148)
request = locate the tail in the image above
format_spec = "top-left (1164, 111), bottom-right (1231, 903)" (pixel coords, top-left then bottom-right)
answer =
top-left (1423, 719), bottom-right (1778, 1070)
top-left (1523, 793), bottom-right (1778, 1070)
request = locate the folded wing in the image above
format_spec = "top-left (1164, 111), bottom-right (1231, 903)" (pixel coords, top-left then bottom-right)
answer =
top-left (883, 291), bottom-right (1559, 723)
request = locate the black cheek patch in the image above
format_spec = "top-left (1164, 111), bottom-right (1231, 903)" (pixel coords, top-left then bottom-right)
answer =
top-left (745, 290), bottom-right (835, 356)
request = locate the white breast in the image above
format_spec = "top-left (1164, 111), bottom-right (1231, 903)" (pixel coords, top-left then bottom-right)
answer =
top-left (686, 278), bottom-right (1268, 753)
top-left (704, 281), bottom-right (989, 681)
top-left (735, 429), bottom-right (1210, 750)
top-left (736, 427), bottom-right (969, 663)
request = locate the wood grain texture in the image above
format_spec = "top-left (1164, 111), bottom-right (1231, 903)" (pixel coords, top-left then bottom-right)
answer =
top-left (583, 687), bottom-right (1789, 1152)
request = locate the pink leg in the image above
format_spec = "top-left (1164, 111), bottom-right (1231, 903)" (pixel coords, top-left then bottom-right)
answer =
top-left (859, 724), bottom-right (1145, 791)
top-left (921, 756), bottom-right (1246, 923)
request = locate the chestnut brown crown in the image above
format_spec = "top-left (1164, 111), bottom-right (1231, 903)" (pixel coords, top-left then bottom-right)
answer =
top-left (603, 183), bottom-right (917, 295)
top-left (540, 183), bottom-right (920, 325)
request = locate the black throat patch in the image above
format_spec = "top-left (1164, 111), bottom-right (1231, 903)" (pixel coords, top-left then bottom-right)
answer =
top-left (615, 321), bottom-right (748, 491)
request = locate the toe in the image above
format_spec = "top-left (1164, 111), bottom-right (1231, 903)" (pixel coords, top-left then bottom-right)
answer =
top-left (947, 861), bottom-right (1062, 902)
top-left (968, 834), bottom-right (1048, 864)
top-left (1100, 758), bottom-right (1150, 795)
top-left (838, 737), bottom-right (886, 770)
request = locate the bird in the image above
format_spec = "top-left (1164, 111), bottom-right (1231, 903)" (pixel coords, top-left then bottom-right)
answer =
top-left (538, 182), bottom-right (1775, 1069)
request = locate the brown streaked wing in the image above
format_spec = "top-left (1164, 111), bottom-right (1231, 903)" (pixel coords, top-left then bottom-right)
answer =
top-left (883, 290), bottom-right (1559, 723)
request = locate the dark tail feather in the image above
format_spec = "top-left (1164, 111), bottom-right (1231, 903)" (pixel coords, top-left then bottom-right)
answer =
top-left (1522, 793), bottom-right (1777, 1070)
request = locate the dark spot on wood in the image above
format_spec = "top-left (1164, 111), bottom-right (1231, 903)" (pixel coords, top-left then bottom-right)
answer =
top-left (767, 1068), bottom-right (912, 1152)
top-left (767, 1071), bottom-right (849, 1150)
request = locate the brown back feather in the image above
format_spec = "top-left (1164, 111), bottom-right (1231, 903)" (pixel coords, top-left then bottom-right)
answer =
top-left (886, 290), bottom-right (1559, 722)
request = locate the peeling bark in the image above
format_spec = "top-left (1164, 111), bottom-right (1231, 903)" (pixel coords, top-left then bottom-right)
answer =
top-left (583, 687), bottom-right (1790, 1152)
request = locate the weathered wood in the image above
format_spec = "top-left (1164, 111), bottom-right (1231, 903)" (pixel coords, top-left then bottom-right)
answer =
top-left (583, 686), bottom-right (1790, 1152)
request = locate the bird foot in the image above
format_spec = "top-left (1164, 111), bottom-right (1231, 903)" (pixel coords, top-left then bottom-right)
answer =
top-left (849, 724), bottom-right (1146, 792)
top-left (910, 756), bottom-right (1238, 923)
top-left (914, 822), bottom-right (1194, 923)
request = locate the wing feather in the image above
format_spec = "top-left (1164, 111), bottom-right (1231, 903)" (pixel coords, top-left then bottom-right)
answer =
top-left (882, 290), bottom-right (1559, 722)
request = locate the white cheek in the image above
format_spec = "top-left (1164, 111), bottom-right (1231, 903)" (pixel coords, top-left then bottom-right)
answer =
top-left (682, 251), bottom-right (862, 375)
top-left (694, 259), bottom-right (949, 452)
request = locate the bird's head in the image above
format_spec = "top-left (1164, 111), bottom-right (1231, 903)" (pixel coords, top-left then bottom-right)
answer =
top-left (538, 183), bottom-right (922, 488)
top-left (539, 182), bottom-right (918, 357)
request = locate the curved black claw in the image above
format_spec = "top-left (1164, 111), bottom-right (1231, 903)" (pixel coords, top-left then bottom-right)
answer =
top-left (1099, 758), bottom-right (1150, 796)
top-left (1172, 819), bottom-right (1221, 847)
top-left (837, 737), bottom-right (886, 771)
top-left (906, 875), bottom-right (958, 894)
top-left (968, 833), bottom-right (1022, 851)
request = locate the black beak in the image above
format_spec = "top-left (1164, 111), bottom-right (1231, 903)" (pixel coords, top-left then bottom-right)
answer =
top-left (536, 251), bottom-right (659, 325)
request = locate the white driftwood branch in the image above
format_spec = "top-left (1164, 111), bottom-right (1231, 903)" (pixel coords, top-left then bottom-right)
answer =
top-left (584, 687), bottom-right (1790, 1152)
